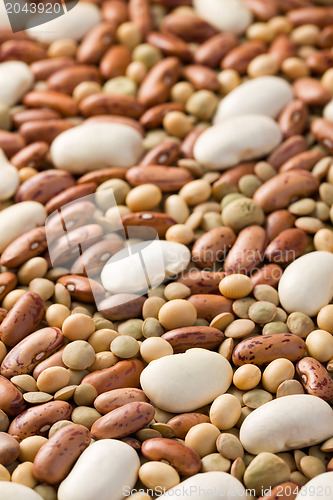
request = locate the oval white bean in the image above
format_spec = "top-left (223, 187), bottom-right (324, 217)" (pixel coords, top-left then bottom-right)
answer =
top-left (0, 483), bottom-right (43, 500)
top-left (0, 61), bottom-right (33, 106)
top-left (194, 0), bottom-right (252, 35)
top-left (0, 149), bottom-right (19, 201)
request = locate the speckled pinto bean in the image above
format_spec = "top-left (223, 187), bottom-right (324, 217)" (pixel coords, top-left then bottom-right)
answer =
top-left (187, 294), bottom-right (232, 322)
top-left (94, 388), bottom-right (149, 414)
top-left (224, 225), bottom-right (267, 275)
top-left (0, 272), bottom-right (17, 301)
top-left (254, 170), bottom-right (319, 212)
top-left (126, 165), bottom-right (193, 192)
top-left (141, 438), bottom-right (201, 476)
top-left (176, 271), bottom-right (225, 294)
top-left (15, 169), bottom-right (75, 204)
top-left (91, 401), bottom-right (155, 439)
top-left (0, 374), bottom-right (26, 416)
top-left (0, 327), bottom-right (64, 378)
top-left (82, 358), bottom-right (144, 394)
top-left (57, 275), bottom-right (105, 303)
top-left (161, 326), bottom-right (224, 353)
top-left (8, 401), bottom-right (72, 441)
top-left (296, 357), bottom-right (333, 401)
top-left (33, 423), bottom-right (91, 484)
top-left (192, 227), bottom-right (236, 268)
top-left (232, 333), bottom-right (306, 367)
top-left (0, 292), bottom-right (46, 347)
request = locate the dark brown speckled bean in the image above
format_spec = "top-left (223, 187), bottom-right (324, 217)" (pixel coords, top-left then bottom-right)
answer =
top-left (296, 357), bottom-right (333, 401)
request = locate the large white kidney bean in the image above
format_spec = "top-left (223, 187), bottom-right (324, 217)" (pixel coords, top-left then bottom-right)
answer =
top-left (51, 122), bottom-right (144, 174)
top-left (323, 100), bottom-right (333, 122)
top-left (214, 77), bottom-right (293, 123)
top-left (0, 201), bottom-right (47, 253)
top-left (26, 2), bottom-right (101, 42)
top-left (240, 394), bottom-right (333, 454)
top-left (0, 482), bottom-right (43, 500)
top-left (193, 115), bottom-right (282, 170)
top-left (101, 240), bottom-right (191, 295)
top-left (140, 348), bottom-right (233, 413)
top-left (193, 0), bottom-right (252, 35)
top-left (278, 251), bottom-right (333, 316)
top-left (295, 472), bottom-right (333, 500)
top-left (159, 471), bottom-right (246, 499)
top-left (58, 440), bottom-right (140, 500)
top-left (0, 149), bottom-right (19, 201)
top-left (0, 61), bottom-right (34, 107)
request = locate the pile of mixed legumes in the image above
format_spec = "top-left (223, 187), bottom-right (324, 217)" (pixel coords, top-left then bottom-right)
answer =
top-left (1, 0), bottom-right (333, 498)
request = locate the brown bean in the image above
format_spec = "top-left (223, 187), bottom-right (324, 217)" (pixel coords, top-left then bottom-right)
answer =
top-left (280, 150), bottom-right (324, 173)
top-left (278, 100), bottom-right (308, 139)
top-left (250, 264), bottom-right (283, 288)
top-left (10, 142), bottom-right (49, 170)
top-left (33, 346), bottom-right (66, 380)
top-left (139, 140), bottom-right (180, 166)
top-left (140, 103), bottom-right (185, 129)
top-left (265, 210), bottom-right (296, 242)
top-left (268, 35), bottom-right (297, 65)
top-left (187, 294), bottom-right (232, 322)
top-left (129, 0), bottom-right (153, 37)
top-left (100, 45), bottom-right (132, 79)
top-left (91, 401), bottom-right (154, 439)
top-left (126, 165), bottom-right (193, 192)
top-left (146, 32), bottom-right (192, 62)
top-left (253, 170), bottom-right (319, 212)
top-left (180, 127), bottom-right (206, 159)
top-left (293, 77), bottom-right (332, 106)
top-left (19, 119), bottom-right (73, 144)
top-left (311, 118), bottom-right (333, 154)
top-left (71, 238), bottom-right (124, 276)
top-left (278, 0), bottom-right (312, 12)
top-left (176, 270), bottom-right (225, 294)
top-left (192, 227), bottom-right (236, 268)
top-left (0, 432), bottom-right (20, 465)
top-left (12, 109), bottom-right (61, 128)
top-left (76, 22), bottom-right (115, 64)
top-left (94, 388), bottom-right (148, 414)
top-left (296, 357), bottom-right (333, 401)
top-left (161, 13), bottom-right (217, 43)
top-left (47, 65), bottom-right (101, 94)
top-left (306, 50), bottom-right (333, 75)
top-left (0, 292), bottom-right (46, 347)
top-left (0, 272), bottom-right (18, 301)
top-left (45, 182), bottom-right (97, 215)
top-left (8, 401), bottom-right (72, 441)
top-left (79, 94), bottom-right (145, 119)
top-left (232, 333), bottom-right (306, 367)
top-left (287, 7), bottom-right (333, 27)
top-left (49, 224), bottom-right (103, 266)
top-left (77, 168), bottom-right (127, 184)
top-left (45, 201), bottom-right (96, 243)
top-left (265, 228), bottom-right (308, 263)
top-left (98, 294), bottom-right (146, 321)
top-left (102, 0), bottom-right (128, 27)
top-left (182, 65), bottom-right (220, 91)
top-left (317, 26), bottom-right (333, 49)
top-left (121, 212), bottom-right (176, 238)
top-left (30, 57), bottom-right (75, 81)
top-left (138, 57), bottom-right (180, 107)
top-left (194, 33), bottom-right (238, 67)
top-left (0, 375), bottom-right (25, 416)
top-left (82, 358), bottom-right (144, 394)
top-left (162, 326), bottom-right (224, 353)
top-left (142, 438), bottom-right (201, 476)
top-left (57, 275), bottom-right (105, 303)
top-left (224, 225), bottom-right (267, 275)
top-left (0, 39), bottom-right (47, 63)
top-left (267, 135), bottom-right (307, 169)
top-left (213, 163), bottom-right (256, 189)
top-left (258, 481), bottom-right (301, 500)
top-left (167, 413), bottom-right (210, 439)
top-left (242, 0), bottom-right (279, 20)
top-left (33, 423), bottom-right (90, 484)
top-left (23, 91), bottom-right (78, 117)
top-left (221, 41), bottom-right (266, 74)
top-left (15, 170), bottom-right (75, 204)
top-left (0, 130), bottom-right (25, 158)
top-left (1, 327), bottom-right (63, 378)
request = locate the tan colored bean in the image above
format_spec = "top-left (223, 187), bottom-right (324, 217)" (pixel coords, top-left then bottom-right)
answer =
top-left (306, 329), bottom-right (333, 362)
top-left (88, 329), bottom-right (119, 352)
top-left (216, 433), bottom-right (244, 460)
top-left (19, 436), bottom-right (48, 462)
top-left (87, 352), bottom-right (118, 372)
top-left (262, 359), bottom-right (295, 393)
top-left (0, 464), bottom-right (10, 481)
top-left (140, 337), bottom-right (173, 363)
top-left (2, 289), bottom-right (26, 310)
top-left (300, 455), bottom-right (326, 479)
top-left (45, 303), bottom-right (70, 328)
top-left (158, 299), bottom-right (197, 330)
top-left (165, 224), bottom-right (194, 245)
top-left (314, 228), bottom-right (333, 252)
top-left (276, 379), bottom-right (305, 398)
top-left (126, 184), bottom-right (162, 211)
top-left (219, 274), bottom-right (253, 299)
top-left (73, 385), bottom-right (98, 406)
top-left (71, 406), bottom-right (101, 429)
top-left (179, 179), bottom-right (212, 206)
top-left (11, 461), bottom-right (37, 488)
top-left (210, 394), bottom-right (242, 431)
top-left (243, 389), bottom-right (273, 409)
top-left (37, 367), bottom-right (70, 394)
top-left (118, 319), bottom-right (144, 339)
top-left (248, 54), bottom-right (279, 77)
top-left (164, 283), bottom-right (191, 301)
top-left (17, 257), bottom-right (48, 285)
top-left (287, 312), bottom-right (315, 338)
top-left (139, 461), bottom-right (180, 491)
top-left (224, 319), bottom-right (256, 339)
top-left (62, 314), bottom-right (95, 341)
top-left (201, 453), bottom-right (231, 472)
top-left (233, 365), bottom-right (262, 391)
top-left (317, 304), bottom-right (333, 334)
top-left (110, 335), bottom-right (140, 358)
top-left (185, 423), bottom-right (220, 458)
